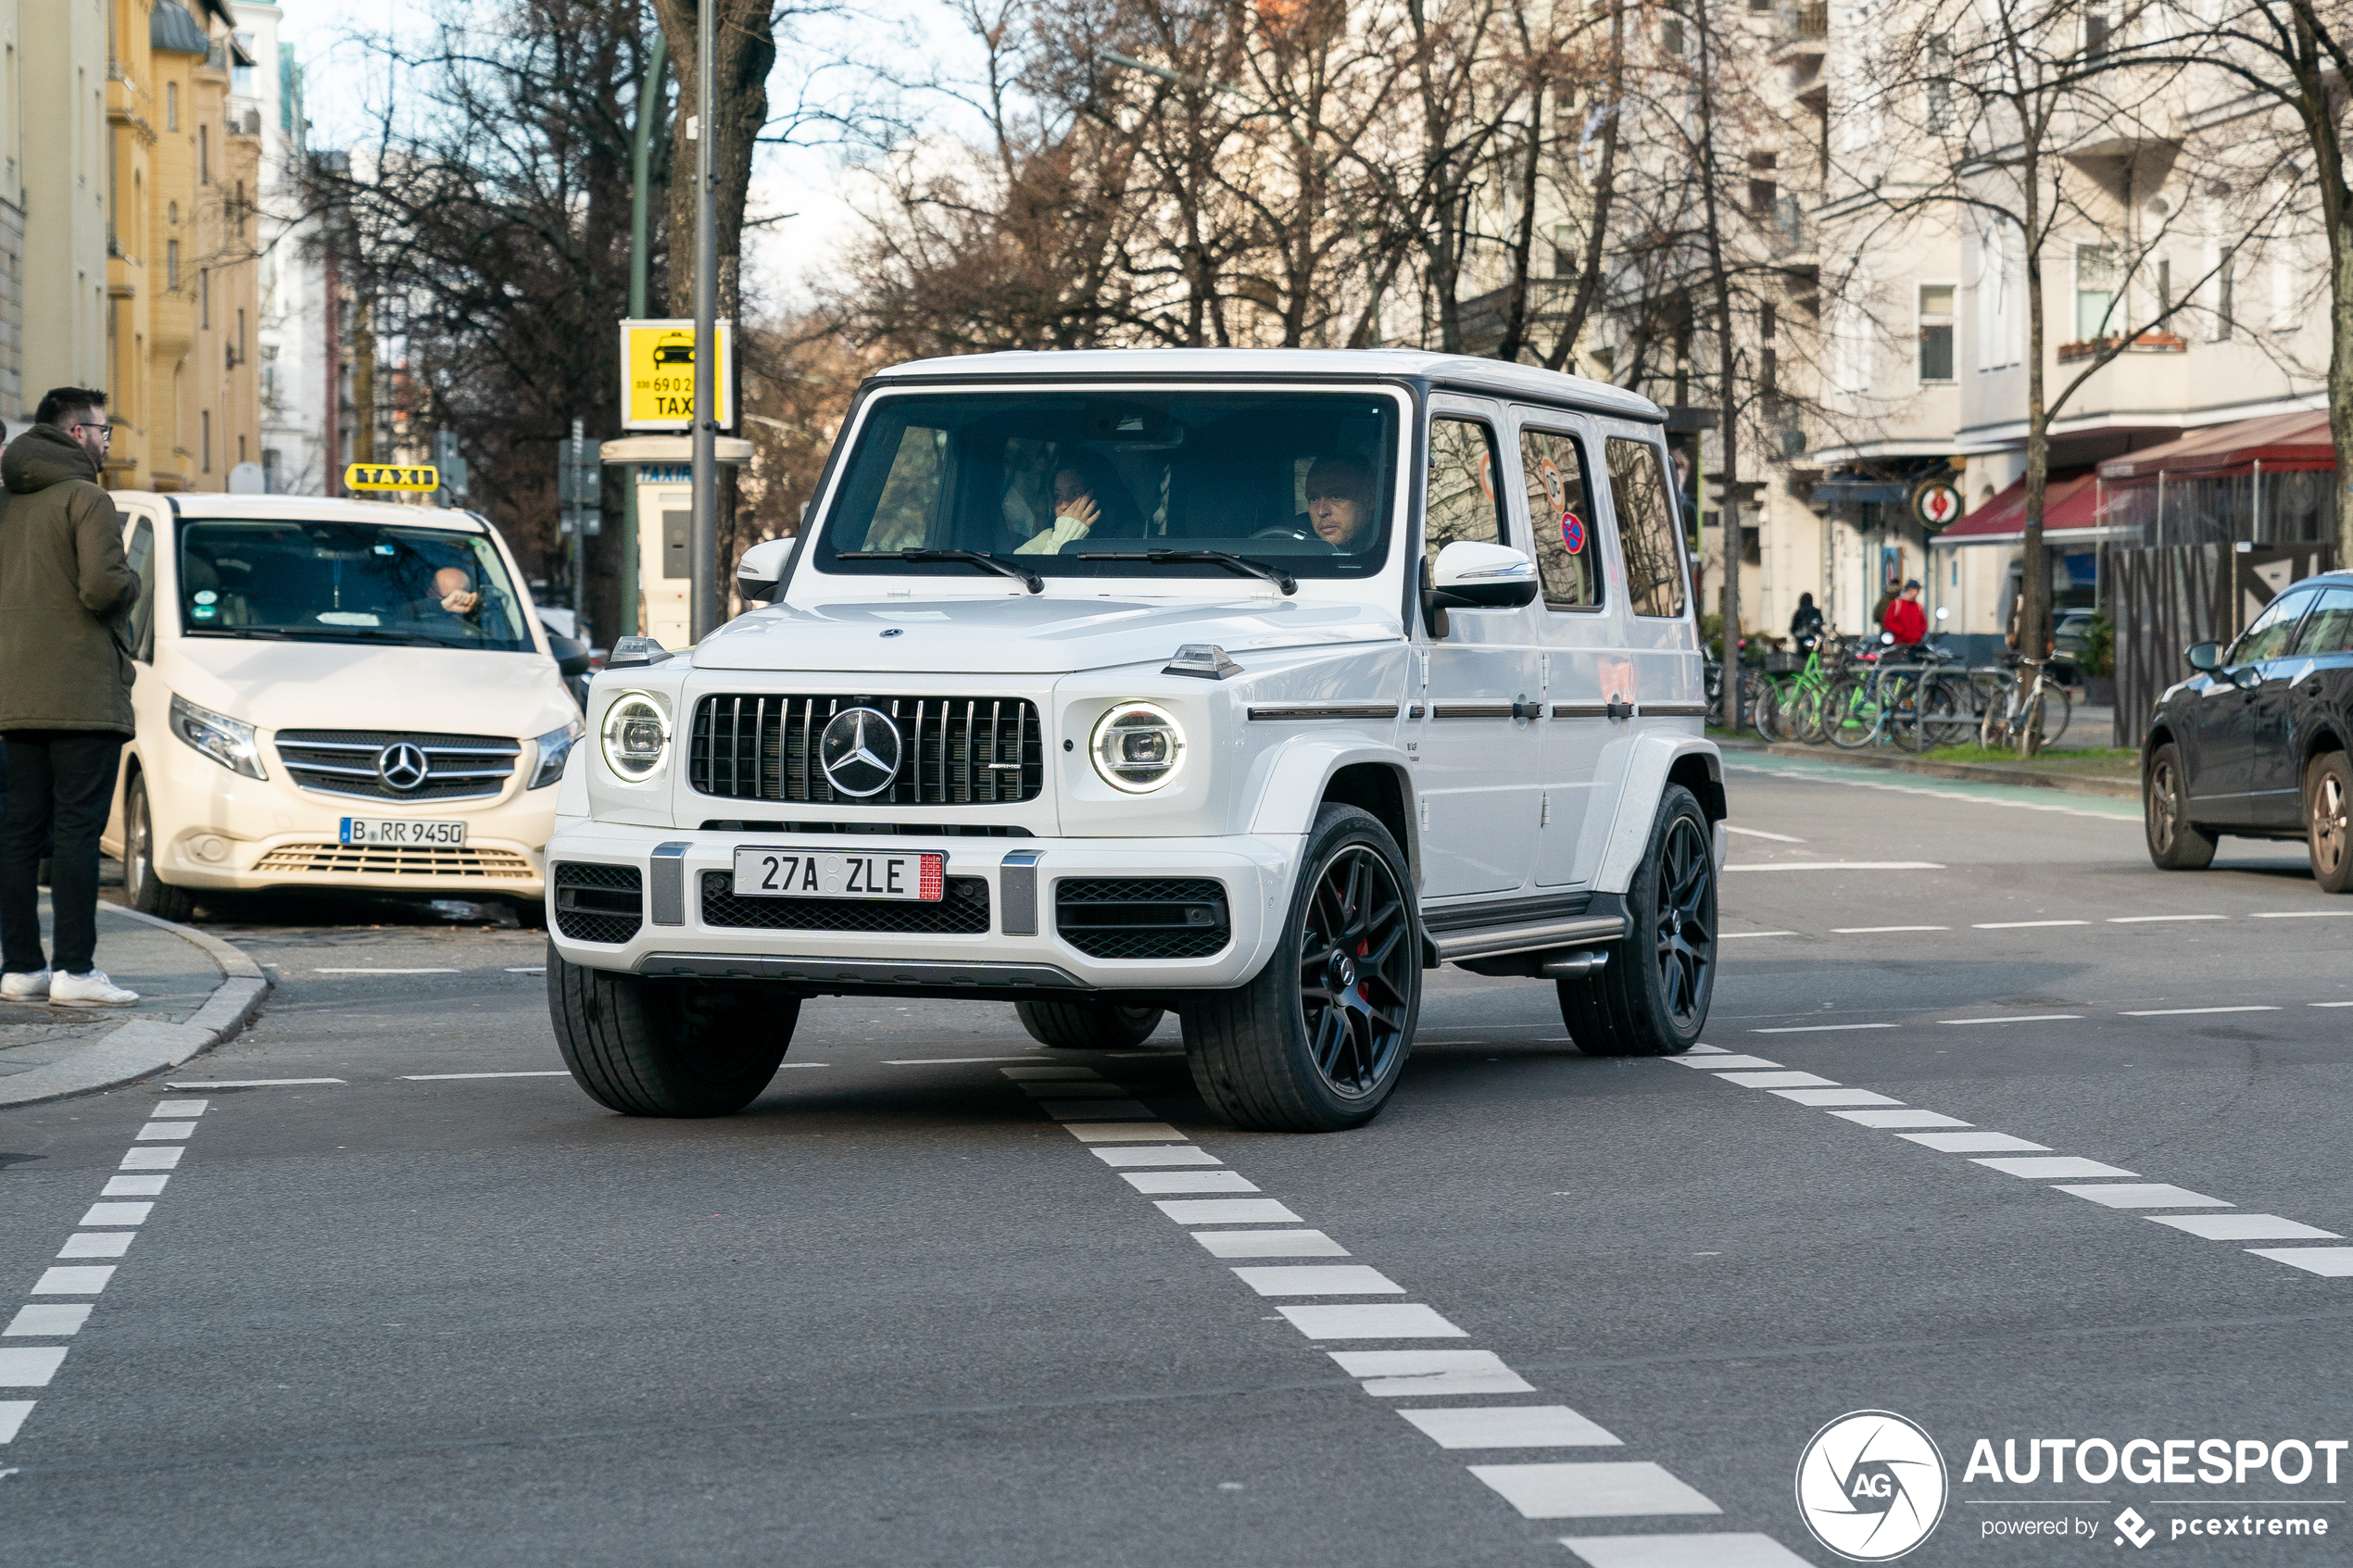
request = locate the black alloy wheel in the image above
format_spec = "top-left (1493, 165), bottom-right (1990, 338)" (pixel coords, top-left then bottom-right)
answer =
top-left (1559, 784), bottom-right (1715, 1056)
top-left (1298, 843), bottom-right (1416, 1097)
top-left (1650, 811), bottom-right (1715, 1033)
top-left (2145, 742), bottom-right (2217, 871)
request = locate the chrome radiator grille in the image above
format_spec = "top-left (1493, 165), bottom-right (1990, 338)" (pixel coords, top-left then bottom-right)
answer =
top-left (273, 730), bottom-right (520, 801)
top-left (687, 696), bottom-right (1044, 806)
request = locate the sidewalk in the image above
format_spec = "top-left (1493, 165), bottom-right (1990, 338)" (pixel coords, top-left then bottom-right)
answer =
top-left (0, 895), bottom-right (267, 1108)
top-left (1716, 734), bottom-right (2140, 799)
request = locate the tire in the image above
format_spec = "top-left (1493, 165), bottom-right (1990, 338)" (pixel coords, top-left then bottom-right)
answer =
top-left (2306, 752), bottom-right (2353, 894)
top-left (1785, 684), bottom-right (1827, 746)
top-left (1823, 676), bottom-right (1881, 749)
top-left (2016, 689), bottom-right (2046, 759)
top-left (1558, 784), bottom-right (1716, 1056)
top-left (1914, 673), bottom-right (1972, 749)
top-left (1016, 1000), bottom-right (1165, 1050)
top-left (547, 943), bottom-right (796, 1116)
top-left (1742, 671), bottom-right (1780, 740)
top-left (1182, 804), bottom-right (1421, 1132)
top-left (2145, 742), bottom-right (2218, 871)
top-left (123, 771), bottom-right (197, 922)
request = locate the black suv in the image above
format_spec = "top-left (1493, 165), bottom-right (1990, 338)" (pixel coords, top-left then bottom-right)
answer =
top-left (2143, 571), bottom-right (2353, 892)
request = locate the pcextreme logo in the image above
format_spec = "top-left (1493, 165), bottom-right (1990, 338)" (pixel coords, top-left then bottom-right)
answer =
top-left (1795, 1410), bottom-right (1951, 1562)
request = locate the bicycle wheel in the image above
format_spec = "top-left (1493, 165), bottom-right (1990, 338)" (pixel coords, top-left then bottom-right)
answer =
top-left (1742, 671), bottom-right (1780, 740)
top-left (2016, 689), bottom-right (2046, 759)
top-left (2040, 685), bottom-right (2072, 747)
top-left (1785, 684), bottom-right (1826, 745)
top-left (1911, 674), bottom-right (1971, 749)
top-left (1824, 675), bottom-right (1881, 750)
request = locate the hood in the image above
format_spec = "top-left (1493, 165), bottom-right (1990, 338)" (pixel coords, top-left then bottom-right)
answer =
top-left (691, 593), bottom-right (1404, 675)
top-left (4, 425), bottom-right (100, 494)
top-left (170, 636), bottom-right (578, 737)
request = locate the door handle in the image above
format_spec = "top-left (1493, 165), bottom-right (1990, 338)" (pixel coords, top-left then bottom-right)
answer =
top-left (1606, 697), bottom-right (1634, 720)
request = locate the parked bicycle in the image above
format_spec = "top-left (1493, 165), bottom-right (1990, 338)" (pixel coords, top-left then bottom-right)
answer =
top-left (1978, 653), bottom-right (2071, 758)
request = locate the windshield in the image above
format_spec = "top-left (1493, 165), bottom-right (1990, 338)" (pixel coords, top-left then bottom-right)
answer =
top-left (176, 520), bottom-right (535, 652)
top-left (815, 390), bottom-right (1402, 583)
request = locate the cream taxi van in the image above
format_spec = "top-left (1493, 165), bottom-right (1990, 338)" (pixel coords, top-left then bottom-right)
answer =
top-left (99, 492), bottom-right (586, 919)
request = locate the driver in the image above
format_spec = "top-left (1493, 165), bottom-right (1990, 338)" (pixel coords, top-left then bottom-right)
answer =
top-left (421, 566), bottom-right (481, 621)
top-left (1303, 456), bottom-right (1376, 550)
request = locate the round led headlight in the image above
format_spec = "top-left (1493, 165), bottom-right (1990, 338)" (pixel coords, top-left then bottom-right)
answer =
top-left (1089, 701), bottom-right (1186, 794)
top-left (600, 692), bottom-right (671, 782)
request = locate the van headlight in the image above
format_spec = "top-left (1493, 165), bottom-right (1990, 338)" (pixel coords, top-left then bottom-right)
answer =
top-left (1089, 702), bottom-right (1186, 794)
top-left (529, 721), bottom-right (584, 789)
top-left (169, 694), bottom-right (268, 780)
top-left (599, 693), bottom-right (670, 782)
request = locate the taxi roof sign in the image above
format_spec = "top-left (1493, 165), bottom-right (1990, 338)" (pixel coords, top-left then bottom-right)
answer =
top-left (622, 318), bottom-right (735, 432)
top-left (344, 463), bottom-right (440, 493)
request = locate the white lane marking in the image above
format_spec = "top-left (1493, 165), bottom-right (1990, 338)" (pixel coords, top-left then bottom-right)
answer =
top-left (1725, 860), bottom-right (1944, 872)
top-left (503, 966), bottom-right (546, 973)
top-left (2248, 1248), bottom-right (2353, 1276)
top-left (57, 1234), bottom-right (132, 1260)
top-left (2148, 1213), bottom-right (2342, 1242)
top-left (1400, 1405), bottom-right (1623, 1449)
top-left (165, 1078), bottom-right (343, 1088)
top-left (2120, 1006), bottom-right (2282, 1016)
top-left (1562, 1533), bottom-right (1818, 1567)
top-left (1724, 825), bottom-right (1806, 842)
top-left (152, 1099), bottom-right (207, 1116)
top-left (1714, 1071), bottom-right (1841, 1088)
top-left (1041, 1099), bottom-right (1156, 1121)
top-left (2248, 910), bottom-right (2353, 918)
top-left (1091, 1146), bottom-right (1220, 1168)
top-left (1831, 1110), bottom-right (1970, 1129)
top-left (1831, 925), bottom-right (1949, 934)
top-left (1121, 1171), bottom-right (1259, 1195)
top-left (1972, 920), bottom-right (2090, 929)
top-left (2312, 1002), bottom-right (2353, 1008)
top-left (1973, 1156), bottom-right (2139, 1179)
top-left (2057, 1183), bottom-right (2232, 1209)
top-left (132, 1123), bottom-right (195, 1141)
top-left (1017, 1082), bottom-right (1132, 1098)
top-left (1939, 1014), bottom-right (2083, 1025)
top-left (1278, 1303), bottom-right (1466, 1339)
top-left (2108, 914), bottom-right (2228, 923)
top-left (1065, 1123), bottom-right (1187, 1142)
top-left (3, 1305), bottom-right (91, 1337)
top-left (883, 1055), bottom-right (1042, 1065)
top-left (0, 1401), bottom-right (33, 1442)
top-left (1234, 1265), bottom-right (1403, 1297)
top-left (1686, 1045), bottom-right (1730, 1054)
top-left (1671, 1054), bottom-right (1783, 1070)
top-left (1192, 1229), bottom-right (1350, 1259)
top-left (1750, 1023), bottom-right (1896, 1034)
top-left (1772, 1088), bottom-right (1904, 1107)
top-left (29, 1267), bottom-right (113, 1295)
top-left (1718, 931), bottom-right (1797, 939)
top-left (101, 1175), bottom-right (168, 1197)
top-left (312, 967), bottom-right (459, 974)
top-left (776, 1063), bottom-right (831, 1069)
top-left (1000, 1065), bottom-right (1103, 1081)
top-left (78, 1203), bottom-right (152, 1227)
top-left (1467, 1461), bottom-right (1721, 1519)
top-left (1154, 1198), bottom-right (1301, 1224)
top-left (1719, 756), bottom-right (2140, 821)
top-left (1329, 1350), bottom-right (1535, 1397)
top-left (0, 1348), bottom-right (68, 1389)
top-left (120, 1148), bottom-right (182, 1170)
top-left (399, 1072), bottom-right (571, 1080)
top-left (1898, 1132), bottom-right (2049, 1154)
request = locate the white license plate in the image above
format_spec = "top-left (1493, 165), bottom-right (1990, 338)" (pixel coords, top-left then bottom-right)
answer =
top-left (340, 817), bottom-right (467, 847)
top-left (732, 848), bottom-right (943, 901)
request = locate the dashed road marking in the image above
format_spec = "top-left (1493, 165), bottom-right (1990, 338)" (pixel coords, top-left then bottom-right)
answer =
top-left (400, 1071), bottom-right (572, 1081)
top-left (1277, 1302), bottom-right (1465, 1338)
top-left (2057, 1183), bottom-right (2229, 1209)
top-left (4, 1306), bottom-right (91, 1337)
top-left (1831, 1110), bottom-right (1970, 1128)
top-left (30, 1267), bottom-right (115, 1295)
top-left (76, 1203), bottom-right (151, 1226)
top-left (1468, 1461), bottom-right (1722, 1519)
top-left (1191, 1229), bottom-right (1350, 1259)
top-left (1330, 1349), bottom-right (1534, 1397)
top-left (1232, 1264), bottom-right (1403, 1297)
top-left (2108, 914), bottom-right (2228, 923)
top-left (0, 1348), bottom-right (68, 1388)
top-left (312, 967), bottom-right (460, 974)
top-left (1119, 1171), bottom-right (1259, 1195)
top-left (1718, 931), bottom-right (1797, 939)
top-left (1723, 825), bottom-right (1806, 842)
top-left (1973, 919), bottom-right (2090, 929)
top-left (2249, 909), bottom-right (2353, 918)
top-left (1725, 860), bottom-right (1944, 871)
top-left (1714, 1071), bottom-right (1840, 1088)
top-left (1973, 1156), bottom-right (2137, 1179)
top-left (1042, 1098), bottom-right (1156, 1120)
top-left (885, 1055), bottom-right (1043, 1065)
top-left (1831, 924), bottom-right (1948, 933)
top-left (1089, 1146), bottom-right (1221, 1168)
top-left (1749, 1023), bottom-right (1896, 1034)
top-left (1154, 1198), bottom-right (1302, 1224)
top-left (1064, 1123), bottom-right (1188, 1142)
top-left (1939, 1014), bottom-right (2082, 1024)
top-left (2148, 1213), bottom-right (2342, 1242)
top-left (1562, 1534), bottom-right (1818, 1567)
top-left (1400, 1405), bottom-right (1622, 1449)
top-left (1773, 1087), bottom-right (1903, 1106)
top-left (1898, 1131), bottom-right (2047, 1154)
top-left (165, 1078), bottom-right (343, 1088)
top-left (2252, 1248), bottom-right (2353, 1276)
top-left (2120, 1005), bottom-right (2281, 1016)
top-left (132, 1122), bottom-right (195, 1141)
top-left (1672, 1054), bottom-right (1782, 1070)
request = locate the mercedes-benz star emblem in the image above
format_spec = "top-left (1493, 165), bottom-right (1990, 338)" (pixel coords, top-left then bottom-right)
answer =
top-left (818, 707), bottom-right (902, 798)
top-left (375, 742), bottom-right (430, 794)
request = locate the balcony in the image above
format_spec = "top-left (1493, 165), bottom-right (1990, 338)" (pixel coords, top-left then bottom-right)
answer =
top-left (1771, 2), bottom-right (1829, 63)
top-left (2056, 330), bottom-right (2188, 363)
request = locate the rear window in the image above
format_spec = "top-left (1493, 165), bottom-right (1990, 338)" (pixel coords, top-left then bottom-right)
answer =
top-left (1605, 439), bottom-right (1687, 618)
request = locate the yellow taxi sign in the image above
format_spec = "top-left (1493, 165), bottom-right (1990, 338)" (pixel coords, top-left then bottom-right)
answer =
top-left (344, 463), bottom-right (440, 493)
top-left (621, 318), bottom-right (735, 431)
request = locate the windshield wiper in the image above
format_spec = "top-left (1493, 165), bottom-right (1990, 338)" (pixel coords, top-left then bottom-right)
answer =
top-left (839, 548), bottom-right (1041, 594)
top-left (1088, 549), bottom-right (1298, 596)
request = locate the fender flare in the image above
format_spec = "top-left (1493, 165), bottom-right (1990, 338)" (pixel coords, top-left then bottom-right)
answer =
top-left (1592, 734), bottom-right (1725, 894)
top-left (1243, 734), bottom-right (1420, 879)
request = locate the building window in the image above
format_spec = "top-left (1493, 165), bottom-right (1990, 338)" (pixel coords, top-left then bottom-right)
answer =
top-left (166, 240), bottom-right (180, 290)
top-left (168, 201), bottom-right (178, 226)
top-left (1662, 17), bottom-right (1685, 54)
top-left (1747, 153), bottom-right (1777, 219)
top-left (2084, 6), bottom-right (2113, 56)
top-left (200, 269), bottom-right (210, 328)
top-left (202, 410), bottom-right (211, 473)
top-left (199, 124), bottom-right (210, 185)
top-left (235, 308), bottom-right (245, 365)
top-left (233, 33), bottom-right (254, 94)
top-left (1926, 37), bottom-right (1955, 132)
top-left (2074, 244), bottom-right (2118, 340)
top-left (167, 82), bottom-right (179, 132)
top-left (1919, 283), bottom-right (1956, 381)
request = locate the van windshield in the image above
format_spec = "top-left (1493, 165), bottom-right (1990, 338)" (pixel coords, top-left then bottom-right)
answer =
top-left (176, 521), bottom-right (535, 652)
top-left (815, 390), bottom-right (1401, 584)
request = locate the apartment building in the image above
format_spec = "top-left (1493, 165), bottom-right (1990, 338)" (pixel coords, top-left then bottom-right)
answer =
top-left (1, 0), bottom-right (112, 428)
top-left (234, 1), bottom-right (327, 495)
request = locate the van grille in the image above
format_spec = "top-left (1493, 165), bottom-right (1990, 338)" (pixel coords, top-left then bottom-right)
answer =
top-left (253, 843), bottom-right (536, 879)
top-left (688, 696), bottom-right (1043, 806)
top-left (274, 730), bottom-right (520, 801)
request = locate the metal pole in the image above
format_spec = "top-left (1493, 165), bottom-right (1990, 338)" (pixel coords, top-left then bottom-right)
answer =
top-left (571, 418), bottom-right (587, 627)
top-left (689, 0), bottom-right (719, 642)
top-left (621, 33), bottom-right (666, 641)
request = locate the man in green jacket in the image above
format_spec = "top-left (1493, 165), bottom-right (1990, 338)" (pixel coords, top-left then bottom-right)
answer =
top-left (0, 389), bottom-right (142, 1007)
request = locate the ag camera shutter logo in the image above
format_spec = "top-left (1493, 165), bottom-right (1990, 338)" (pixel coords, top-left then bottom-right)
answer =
top-left (1795, 1410), bottom-right (1949, 1561)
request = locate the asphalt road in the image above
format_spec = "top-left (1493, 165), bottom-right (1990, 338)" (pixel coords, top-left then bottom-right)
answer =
top-left (2, 758), bottom-right (2349, 1567)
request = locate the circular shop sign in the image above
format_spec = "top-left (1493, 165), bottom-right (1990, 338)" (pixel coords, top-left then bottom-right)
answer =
top-left (1793, 1409), bottom-right (1948, 1561)
top-left (1914, 482), bottom-right (1962, 531)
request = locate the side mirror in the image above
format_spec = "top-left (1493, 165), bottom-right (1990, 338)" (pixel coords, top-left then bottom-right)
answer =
top-left (2232, 664), bottom-right (2263, 692)
top-left (2184, 641), bottom-right (2221, 672)
top-left (1428, 540), bottom-right (1540, 609)
top-left (735, 536), bottom-right (795, 600)
top-left (1935, 605), bottom-right (1951, 621)
top-left (547, 633), bottom-right (593, 678)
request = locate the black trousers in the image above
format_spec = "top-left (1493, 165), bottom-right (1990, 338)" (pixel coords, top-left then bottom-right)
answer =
top-left (0, 731), bottom-right (125, 977)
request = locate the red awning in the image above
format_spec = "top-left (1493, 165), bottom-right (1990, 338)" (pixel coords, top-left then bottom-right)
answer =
top-left (1936, 468), bottom-right (2103, 541)
top-left (2096, 410), bottom-right (2334, 481)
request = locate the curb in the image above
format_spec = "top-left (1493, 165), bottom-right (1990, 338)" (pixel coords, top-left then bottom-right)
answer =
top-left (0, 904), bottom-right (271, 1110)
top-left (1716, 737), bottom-right (2141, 799)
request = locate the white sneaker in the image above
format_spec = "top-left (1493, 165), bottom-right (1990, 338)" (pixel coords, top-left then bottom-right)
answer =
top-left (50, 970), bottom-right (139, 1009)
top-left (0, 968), bottom-right (50, 1001)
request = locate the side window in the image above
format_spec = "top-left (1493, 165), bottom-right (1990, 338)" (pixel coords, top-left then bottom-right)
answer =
top-left (2233, 590), bottom-right (2314, 664)
top-left (1604, 438), bottom-right (1687, 618)
top-left (1518, 427), bottom-right (1599, 610)
top-left (857, 425), bottom-right (950, 552)
top-left (124, 515), bottom-right (157, 661)
top-left (1423, 417), bottom-right (1505, 577)
top-left (2290, 586), bottom-right (2353, 655)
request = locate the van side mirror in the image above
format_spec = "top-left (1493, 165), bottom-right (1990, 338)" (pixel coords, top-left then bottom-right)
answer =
top-left (2184, 641), bottom-right (2221, 672)
top-left (1428, 540), bottom-right (1539, 608)
top-left (735, 536), bottom-right (795, 601)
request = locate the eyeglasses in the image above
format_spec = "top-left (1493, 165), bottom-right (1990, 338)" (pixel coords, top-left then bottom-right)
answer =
top-left (69, 422), bottom-right (112, 443)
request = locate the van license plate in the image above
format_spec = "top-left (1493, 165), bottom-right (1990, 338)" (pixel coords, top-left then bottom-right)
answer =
top-left (733, 849), bottom-right (943, 901)
top-left (340, 818), bottom-right (467, 847)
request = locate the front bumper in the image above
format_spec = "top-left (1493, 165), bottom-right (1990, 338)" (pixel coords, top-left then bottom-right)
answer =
top-left (544, 821), bottom-right (1301, 997)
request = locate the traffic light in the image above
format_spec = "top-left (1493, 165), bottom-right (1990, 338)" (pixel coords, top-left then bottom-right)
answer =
top-left (433, 429), bottom-right (470, 508)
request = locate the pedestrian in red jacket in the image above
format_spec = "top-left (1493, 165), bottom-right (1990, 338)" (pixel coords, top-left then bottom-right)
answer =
top-left (1885, 580), bottom-right (1929, 646)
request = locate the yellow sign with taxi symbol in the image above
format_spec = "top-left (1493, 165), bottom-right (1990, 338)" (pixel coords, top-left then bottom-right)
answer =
top-left (343, 463), bottom-right (440, 493)
top-left (621, 318), bottom-right (735, 431)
